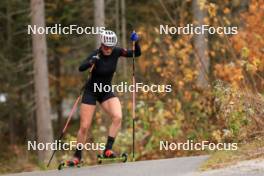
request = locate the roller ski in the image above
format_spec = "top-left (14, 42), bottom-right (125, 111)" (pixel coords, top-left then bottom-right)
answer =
top-left (58, 158), bottom-right (83, 170)
top-left (97, 149), bottom-right (128, 164)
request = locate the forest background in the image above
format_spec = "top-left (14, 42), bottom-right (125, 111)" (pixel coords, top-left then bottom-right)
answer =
top-left (0, 0), bottom-right (263, 174)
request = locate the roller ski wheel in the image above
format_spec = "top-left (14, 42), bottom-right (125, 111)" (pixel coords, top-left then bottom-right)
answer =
top-left (97, 150), bottom-right (128, 164)
top-left (58, 158), bottom-right (82, 170)
top-left (121, 153), bottom-right (128, 163)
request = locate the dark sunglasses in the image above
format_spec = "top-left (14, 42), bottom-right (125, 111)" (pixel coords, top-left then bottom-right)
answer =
top-left (101, 44), bottom-right (114, 50)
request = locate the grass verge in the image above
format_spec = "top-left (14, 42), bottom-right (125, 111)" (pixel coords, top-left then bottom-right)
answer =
top-left (200, 136), bottom-right (264, 171)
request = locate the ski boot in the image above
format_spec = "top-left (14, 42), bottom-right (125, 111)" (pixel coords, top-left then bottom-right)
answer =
top-left (58, 158), bottom-right (82, 170)
top-left (103, 149), bottom-right (117, 158)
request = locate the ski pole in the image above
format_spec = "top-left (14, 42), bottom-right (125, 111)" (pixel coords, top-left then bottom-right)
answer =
top-left (47, 94), bottom-right (82, 167)
top-left (90, 64), bottom-right (95, 72)
top-left (132, 35), bottom-right (136, 162)
top-left (47, 62), bottom-right (96, 167)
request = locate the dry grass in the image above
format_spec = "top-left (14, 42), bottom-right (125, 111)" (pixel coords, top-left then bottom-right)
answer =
top-left (200, 136), bottom-right (264, 171)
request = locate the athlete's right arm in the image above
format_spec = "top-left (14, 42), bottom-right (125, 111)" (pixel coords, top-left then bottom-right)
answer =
top-left (78, 51), bottom-right (98, 72)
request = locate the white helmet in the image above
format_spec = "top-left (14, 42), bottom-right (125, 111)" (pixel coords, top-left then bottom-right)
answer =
top-left (100, 30), bottom-right (118, 47)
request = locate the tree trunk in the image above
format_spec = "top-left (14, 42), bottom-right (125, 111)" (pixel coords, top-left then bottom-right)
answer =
top-left (115, 0), bottom-right (120, 41)
top-left (6, 0), bottom-right (16, 145)
top-left (121, 0), bottom-right (128, 130)
top-left (31, 0), bottom-right (54, 163)
top-left (54, 48), bottom-right (63, 133)
top-left (94, 0), bottom-right (105, 48)
top-left (192, 0), bottom-right (209, 88)
top-left (121, 0), bottom-right (127, 78)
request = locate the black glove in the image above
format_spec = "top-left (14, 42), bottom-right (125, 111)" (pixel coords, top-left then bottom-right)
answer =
top-left (89, 55), bottom-right (99, 65)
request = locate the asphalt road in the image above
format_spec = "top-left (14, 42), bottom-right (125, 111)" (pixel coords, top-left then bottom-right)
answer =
top-left (3, 156), bottom-right (263, 176)
top-left (2, 155), bottom-right (209, 176)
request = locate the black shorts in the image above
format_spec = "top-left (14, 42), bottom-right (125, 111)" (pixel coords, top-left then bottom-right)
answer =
top-left (81, 88), bottom-right (116, 105)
